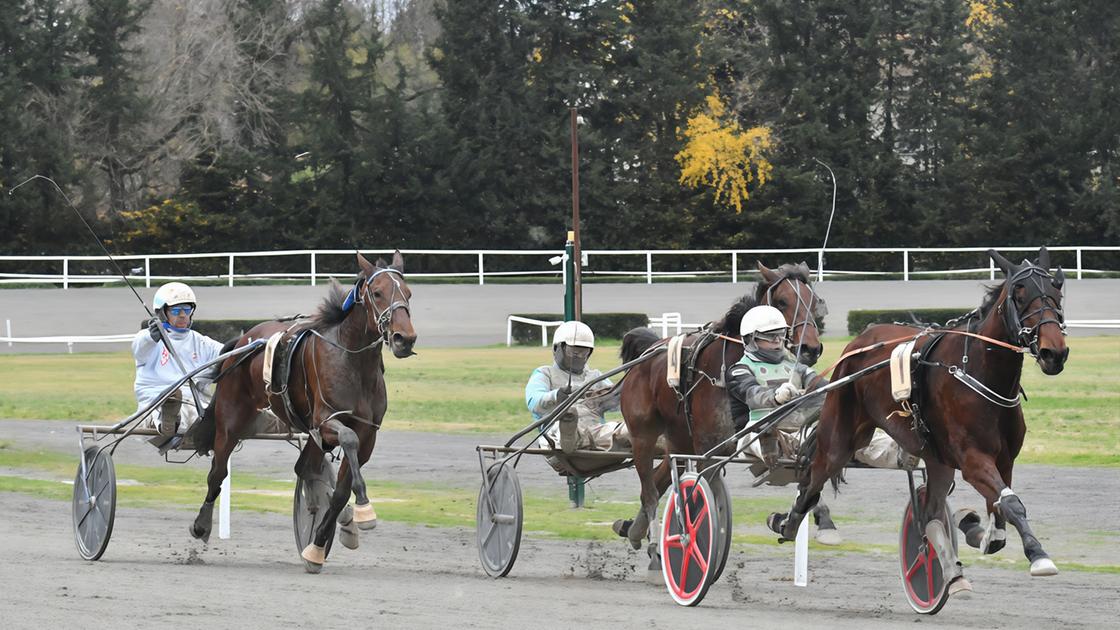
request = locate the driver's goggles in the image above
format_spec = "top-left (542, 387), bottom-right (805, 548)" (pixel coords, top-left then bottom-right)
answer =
top-left (752, 330), bottom-right (787, 344)
top-left (167, 305), bottom-right (194, 316)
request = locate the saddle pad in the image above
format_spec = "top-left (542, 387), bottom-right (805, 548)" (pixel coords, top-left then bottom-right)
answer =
top-left (666, 334), bottom-right (687, 389)
top-left (890, 340), bottom-right (917, 402)
top-left (262, 331), bottom-right (285, 391)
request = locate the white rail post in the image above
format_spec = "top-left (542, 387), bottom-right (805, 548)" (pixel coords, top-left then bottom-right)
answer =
top-left (990, 257), bottom-right (996, 281)
top-left (540, 324), bottom-right (548, 346)
top-left (507, 318), bottom-right (513, 347)
top-left (219, 454), bottom-right (231, 539)
top-left (794, 514), bottom-right (809, 586)
top-left (646, 252), bottom-right (653, 285)
top-left (731, 252), bottom-right (738, 283)
top-left (1076, 248), bottom-right (1083, 280)
top-left (478, 252), bottom-right (485, 285)
top-left (817, 250), bottom-right (824, 282)
top-left (310, 252), bottom-right (317, 286)
top-left (144, 257), bottom-right (151, 288)
top-left (228, 254), bottom-right (235, 287)
top-left (903, 249), bottom-right (909, 282)
top-left (5, 320), bottom-right (11, 347)
top-left (63, 258), bottom-right (69, 290)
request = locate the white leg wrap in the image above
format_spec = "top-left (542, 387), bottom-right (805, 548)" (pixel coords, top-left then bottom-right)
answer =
top-left (301, 543), bottom-right (326, 573)
top-left (925, 519), bottom-right (962, 581)
top-left (353, 502), bottom-right (378, 530)
top-left (1030, 557), bottom-right (1059, 577)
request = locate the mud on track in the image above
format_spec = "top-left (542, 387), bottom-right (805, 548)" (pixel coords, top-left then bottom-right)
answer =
top-left (1, 423), bottom-right (1118, 628)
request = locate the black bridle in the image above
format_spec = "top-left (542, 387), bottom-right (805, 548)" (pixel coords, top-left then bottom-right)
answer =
top-left (762, 274), bottom-right (828, 357)
top-left (999, 263), bottom-right (1066, 355)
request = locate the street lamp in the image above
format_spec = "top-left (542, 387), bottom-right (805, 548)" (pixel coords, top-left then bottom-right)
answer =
top-left (812, 157), bottom-right (837, 282)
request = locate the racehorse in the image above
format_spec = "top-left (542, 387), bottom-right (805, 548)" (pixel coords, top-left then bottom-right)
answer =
top-left (186, 252), bottom-right (417, 572)
top-left (768, 247), bottom-right (1068, 590)
top-left (616, 261), bottom-right (828, 549)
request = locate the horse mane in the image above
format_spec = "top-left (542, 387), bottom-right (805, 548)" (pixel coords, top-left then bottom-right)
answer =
top-left (716, 292), bottom-right (759, 336)
top-left (308, 279), bottom-right (352, 330)
top-left (978, 283), bottom-right (1005, 318)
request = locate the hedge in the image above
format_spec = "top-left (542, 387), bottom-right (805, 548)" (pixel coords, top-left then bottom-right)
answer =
top-left (847, 308), bottom-right (972, 336)
top-left (510, 313), bottom-right (649, 345)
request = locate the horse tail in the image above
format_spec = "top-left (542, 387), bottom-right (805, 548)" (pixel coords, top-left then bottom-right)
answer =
top-left (186, 396), bottom-right (217, 455)
top-left (620, 327), bottom-right (660, 363)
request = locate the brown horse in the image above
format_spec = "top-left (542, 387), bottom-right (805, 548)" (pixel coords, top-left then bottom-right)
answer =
top-left (769, 247), bottom-right (1068, 588)
top-left (616, 261), bottom-right (828, 549)
top-left (186, 252), bottom-right (417, 572)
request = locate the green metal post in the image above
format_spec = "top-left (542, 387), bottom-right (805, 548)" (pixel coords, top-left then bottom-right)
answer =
top-left (562, 231), bottom-right (585, 507)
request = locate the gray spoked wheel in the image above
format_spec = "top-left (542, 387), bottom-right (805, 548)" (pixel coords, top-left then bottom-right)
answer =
top-left (706, 472), bottom-right (733, 586)
top-left (293, 458), bottom-right (336, 558)
top-left (72, 446), bottom-right (116, 561)
top-left (477, 463), bottom-right (523, 578)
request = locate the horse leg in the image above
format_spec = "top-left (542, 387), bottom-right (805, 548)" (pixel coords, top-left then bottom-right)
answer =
top-left (190, 407), bottom-right (239, 542)
top-left (626, 434), bottom-right (663, 551)
top-left (960, 451), bottom-right (1057, 576)
top-left (955, 452), bottom-right (1011, 555)
top-left (812, 501), bottom-right (842, 545)
top-left (921, 461), bottom-right (972, 596)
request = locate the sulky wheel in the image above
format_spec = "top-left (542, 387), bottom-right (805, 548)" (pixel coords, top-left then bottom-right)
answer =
top-left (293, 458), bottom-right (336, 559)
top-left (476, 462), bottom-right (523, 578)
top-left (898, 484), bottom-right (956, 615)
top-left (706, 471), bottom-right (734, 586)
top-left (660, 472), bottom-right (718, 606)
top-left (72, 446), bottom-right (116, 561)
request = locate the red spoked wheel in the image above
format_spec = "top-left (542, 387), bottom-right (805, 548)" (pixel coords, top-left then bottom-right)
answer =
top-left (660, 472), bottom-right (718, 606)
top-left (898, 485), bottom-right (955, 615)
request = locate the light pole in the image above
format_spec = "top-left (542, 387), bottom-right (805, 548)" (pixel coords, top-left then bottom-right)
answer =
top-left (812, 157), bottom-right (837, 282)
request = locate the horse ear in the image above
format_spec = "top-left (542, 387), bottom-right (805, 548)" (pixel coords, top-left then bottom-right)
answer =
top-left (1037, 246), bottom-right (1050, 271)
top-left (1053, 266), bottom-right (1066, 288)
top-left (756, 261), bottom-right (779, 283)
top-left (391, 249), bottom-right (405, 272)
top-left (988, 249), bottom-right (1015, 275)
top-left (797, 260), bottom-right (812, 279)
top-left (356, 252), bottom-right (375, 277)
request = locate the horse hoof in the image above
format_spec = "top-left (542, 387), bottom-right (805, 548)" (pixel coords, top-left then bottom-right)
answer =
top-left (948, 576), bottom-right (973, 598)
top-left (766, 512), bottom-right (786, 535)
top-left (353, 502), bottom-right (378, 531)
top-left (612, 519), bottom-right (632, 538)
top-left (189, 524), bottom-right (210, 544)
top-left (1030, 557), bottom-right (1059, 576)
top-left (338, 524), bottom-right (360, 550)
top-left (815, 527), bottom-right (842, 546)
top-left (301, 544), bottom-right (326, 573)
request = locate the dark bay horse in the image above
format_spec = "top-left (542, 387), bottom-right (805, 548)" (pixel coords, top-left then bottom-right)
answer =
top-left (616, 261), bottom-right (827, 549)
top-left (769, 248), bottom-right (1068, 590)
top-left (186, 252), bottom-right (417, 572)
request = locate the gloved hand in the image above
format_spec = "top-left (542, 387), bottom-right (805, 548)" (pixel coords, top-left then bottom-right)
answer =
top-left (555, 385), bottom-right (573, 405)
top-left (147, 317), bottom-right (163, 342)
top-left (774, 382), bottom-right (803, 404)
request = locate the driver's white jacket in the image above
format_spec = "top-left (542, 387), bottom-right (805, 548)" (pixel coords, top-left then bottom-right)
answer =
top-left (132, 327), bottom-right (223, 411)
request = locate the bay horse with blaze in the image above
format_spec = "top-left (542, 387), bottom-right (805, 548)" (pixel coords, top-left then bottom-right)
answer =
top-left (187, 252), bottom-right (417, 572)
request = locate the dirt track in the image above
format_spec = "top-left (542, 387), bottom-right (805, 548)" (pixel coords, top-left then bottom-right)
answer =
top-left (1, 421), bottom-right (1118, 628)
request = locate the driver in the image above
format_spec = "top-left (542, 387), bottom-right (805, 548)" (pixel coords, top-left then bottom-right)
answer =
top-left (132, 282), bottom-right (223, 442)
top-left (525, 321), bottom-right (626, 453)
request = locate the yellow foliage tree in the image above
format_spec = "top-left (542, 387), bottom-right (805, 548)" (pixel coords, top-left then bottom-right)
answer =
top-left (676, 93), bottom-right (774, 213)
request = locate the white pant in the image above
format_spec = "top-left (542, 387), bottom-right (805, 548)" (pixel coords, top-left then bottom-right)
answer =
top-left (142, 387), bottom-right (207, 434)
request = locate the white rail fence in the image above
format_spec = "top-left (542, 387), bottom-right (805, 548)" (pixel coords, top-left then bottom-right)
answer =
top-left (2, 246), bottom-right (1118, 288)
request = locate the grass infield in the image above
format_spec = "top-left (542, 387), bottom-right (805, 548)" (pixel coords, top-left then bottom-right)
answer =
top-left (0, 336), bottom-right (1116, 466)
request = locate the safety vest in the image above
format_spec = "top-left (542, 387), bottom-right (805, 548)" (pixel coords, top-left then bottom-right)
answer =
top-left (736, 351), bottom-right (800, 427)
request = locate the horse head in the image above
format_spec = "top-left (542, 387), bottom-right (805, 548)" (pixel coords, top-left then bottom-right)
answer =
top-left (989, 247), bottom-right (1068, 375)
top-left (757, 261), bottom-right (827, 366)
top-left (356, 251), bottom-right (417, 359)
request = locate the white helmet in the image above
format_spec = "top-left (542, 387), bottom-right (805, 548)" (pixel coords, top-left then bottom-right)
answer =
top-left (153, 282), bottom-right (196, 311)
top-left (740, 305), bottom-right (788, 337)
top-left (553, 320), bottom-right (595, 349)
